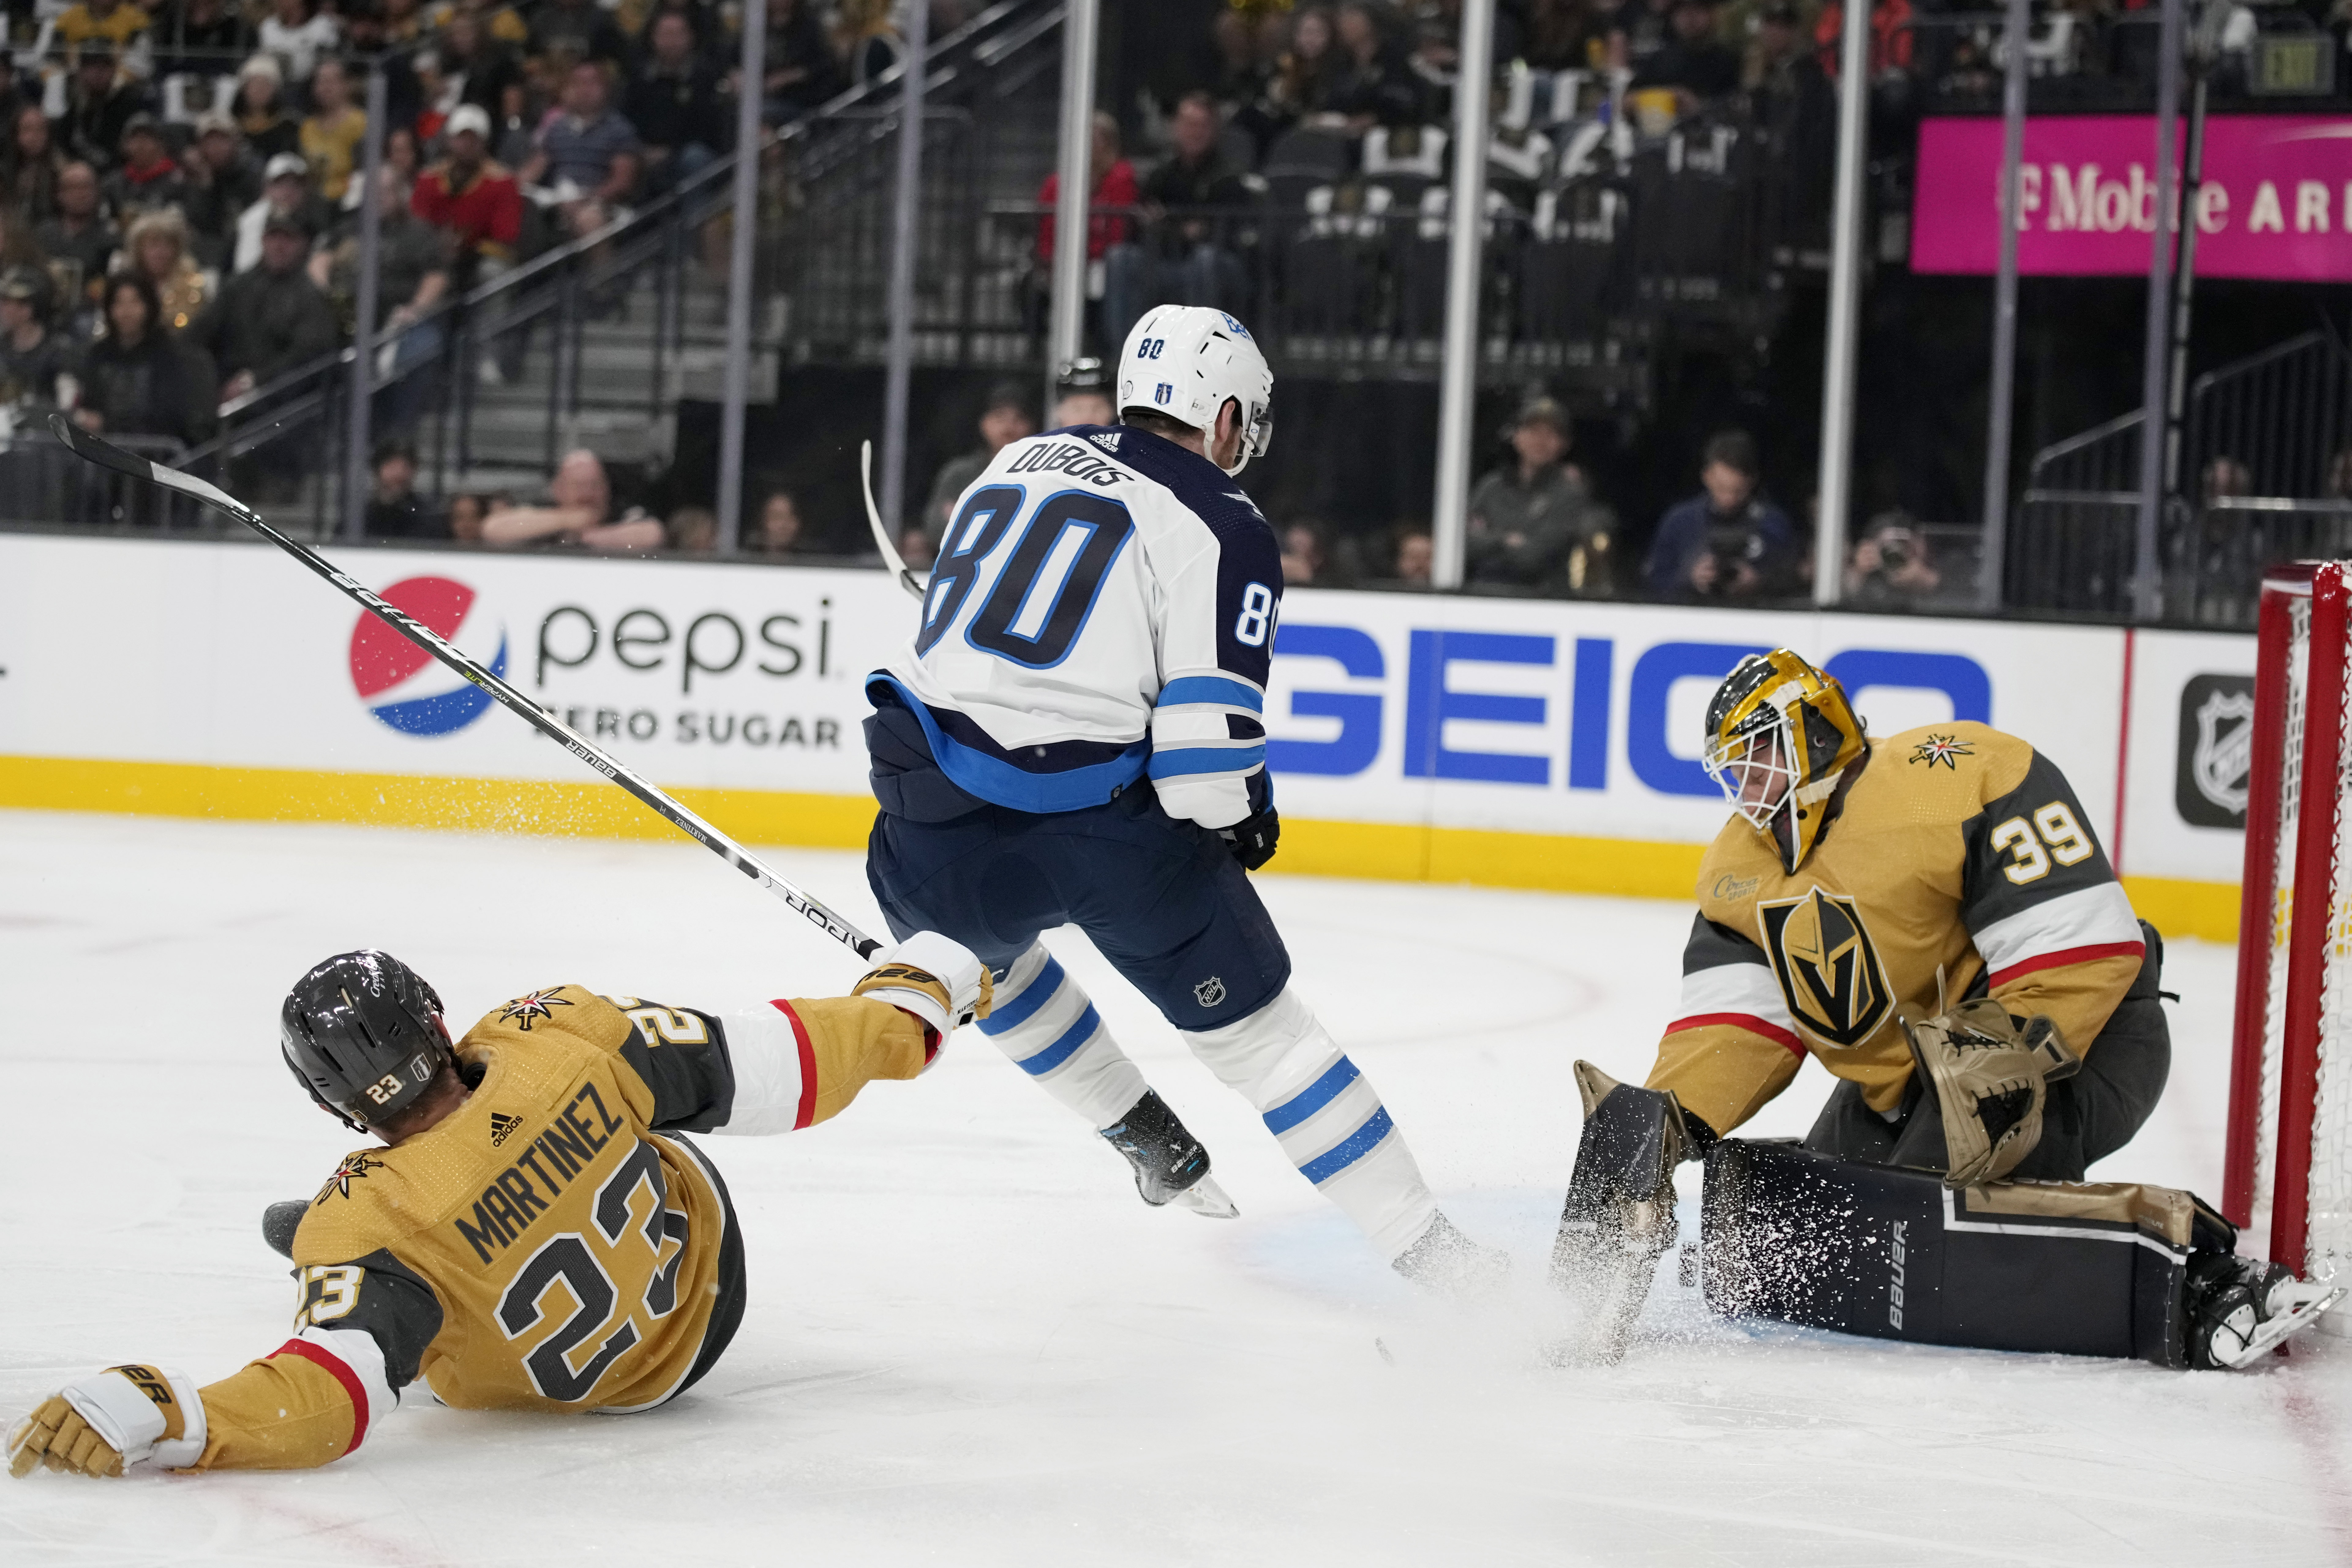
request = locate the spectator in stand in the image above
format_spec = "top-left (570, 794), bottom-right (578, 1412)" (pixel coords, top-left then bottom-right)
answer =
top-left (1524, 0), bottom-right (1611, 69)
top-left (1467, 396), bottom-right (1617, 595)
top-left (381, 0), bottom-right (428, 48)
top-left (234, 151), bottom-right (331, 272)
top-left (1281, 521), bottom-right (1326, 585)
top-left (626, 11), bottom-right (727, 188)
top-left (1329, 2), bottom-right (1424, 131)
top-left (103, 114), bottom-right (187, 222)
top-left (523, 59), bottom-right (641, 236)
top-left (231, 54), bottom-right (299, 164)
top-left (413, 104), bottom-right (522, 285)
top-left (190, 209), bottom-right (339, 402)
top-left (117, 207), bottom-right (209, 331)
top-left (1210, 8), bottom-right (1274, 112)
top-left (257, 0), bottom-right (338, 88)
top-left (378, 126), bottom-right (423, 193)
top-left (2, 103), bottom-right (64, 221)
top-left (56, 0), bottom-right (154, 78)
top-left (0, 266), bottom-right (69, 407)
top-left (430, 0), bottom-right (530, 50)
top-left (364, 438), bottom-right (447, 538)
top-left (751, 489), bottom-right (804, 555)
top-left (36, 162), bottom-right (120, 313)
top-left (761, 0), bottom-right (846, 121)
top-left (157, 0), bottom-right (249, 81)
top-left (1630, 0), bottom-right (1742, 102)
top-left (182, 114), bottom-right (260, 266)
top-left (898, 523), bottom-right (934, 570)
top-left (528, 0), bottom-right (629, 70)
top-left (1814, 0), bottom-right (1912, 80)
top-left (1034, 111), bottom-right (1136, 341)
top-left (667, 505), bottom-right (716, 552)
top-left (832, 0), bottom-right (905, 90)
top-left (410, 51), bottom-right (455, 147)
top-left (1049, 355), bottom-right (1112, 427)
top-left (1644, 428), bottom-right (1798, 601)
top-left (73, 272), bottom-right (215, 445)
top-left (300, 58), bottom-right (367, 203)
top-left (1104, 91), bottom-right (1254, 351)
top-left (1748, 2), bottom-right (1835, 235)
top-left (1392, 526), bottom-right (1433, 584)
top-left (1609, 0), bottom-right (1677, 71)
top-left (320, 170), bottom-right (449, 375)
top-left (62, 43), bottom-right (150, 170)
top-left (1844, 510), bottom-right (1941, 607)
top-left (1234, 6), bottom-right (1349, 154)
top-left (922, 380), bottom-right (1034, 546)
top-left (446, 490), bottom-right (490, 541)
top-left (482, 448), bottom-right (666, 550)
top-left (440, 11), bottom-right (524, 116)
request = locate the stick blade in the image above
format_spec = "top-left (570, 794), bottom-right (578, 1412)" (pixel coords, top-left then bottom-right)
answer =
top-left (47, 412), bottom-right (158, 481)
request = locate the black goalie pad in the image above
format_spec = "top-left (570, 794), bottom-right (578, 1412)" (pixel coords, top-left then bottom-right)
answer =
top-left (1699, 1139), bottom-right (2234, 1369)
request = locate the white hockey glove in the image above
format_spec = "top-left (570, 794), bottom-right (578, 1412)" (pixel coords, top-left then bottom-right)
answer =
top-left (8, 1365), bottom-right (205, 1479)
top-left (852, 931), bottom-right (994, 1045)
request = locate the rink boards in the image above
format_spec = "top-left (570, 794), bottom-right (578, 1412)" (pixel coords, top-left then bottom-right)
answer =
top-left (0, 532), bottom-right (2253, 938)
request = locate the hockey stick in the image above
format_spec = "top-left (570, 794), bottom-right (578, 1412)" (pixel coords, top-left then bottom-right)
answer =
top-left (50, 415), bottom-right (886, 960)
top-left (859, 440), bottom-right (926, 602)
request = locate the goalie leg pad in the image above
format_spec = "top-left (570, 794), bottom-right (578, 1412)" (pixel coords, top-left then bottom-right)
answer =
top-left (1700, 1138), bottom-right (2232, 1367)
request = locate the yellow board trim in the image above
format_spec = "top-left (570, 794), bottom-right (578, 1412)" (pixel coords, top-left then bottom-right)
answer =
top-left (0, 755), bottom-right (2243, 941)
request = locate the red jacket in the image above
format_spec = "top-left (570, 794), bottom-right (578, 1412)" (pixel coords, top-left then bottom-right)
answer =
top-left (413, 158), bottom-right (524, 260)
top-left (1035, 159), bottom-right (1138, 265)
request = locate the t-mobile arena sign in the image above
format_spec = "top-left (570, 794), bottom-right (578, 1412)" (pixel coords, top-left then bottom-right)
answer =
top-left (1912, 114), bottom-right (2352, 280)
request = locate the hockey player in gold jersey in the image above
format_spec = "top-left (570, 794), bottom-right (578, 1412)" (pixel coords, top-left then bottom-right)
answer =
top-left (8, 934), bottom-right (991, 1479)
top-left (1552, 650), bottom-right (2339, 1368)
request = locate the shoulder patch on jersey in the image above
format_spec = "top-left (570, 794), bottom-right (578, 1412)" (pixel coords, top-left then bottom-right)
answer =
top-left (1908, 732), bottom-right (1974, 769)
top-left (1089, 431), bottom-right (1120, 452)
top-left (498, 989), bottom-right (572, 1031)
top-left (315, 1150), bottom-right (389, 1205)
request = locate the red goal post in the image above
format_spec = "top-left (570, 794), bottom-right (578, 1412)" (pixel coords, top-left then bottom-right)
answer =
top-left (2227, 561), bottom-right (2351, 1308)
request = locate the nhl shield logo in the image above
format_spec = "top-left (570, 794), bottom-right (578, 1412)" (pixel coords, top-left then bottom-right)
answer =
top-left (1756, 888), bottom-right (1894, 1049)
top-left (2175, 674), bottom-right (2255, 829)
top-left (1193, 976), bottom-right (1227, 1008)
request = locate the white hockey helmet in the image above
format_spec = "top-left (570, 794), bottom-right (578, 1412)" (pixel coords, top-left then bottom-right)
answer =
top-left (1116, 304), bottom-right (1274, 475)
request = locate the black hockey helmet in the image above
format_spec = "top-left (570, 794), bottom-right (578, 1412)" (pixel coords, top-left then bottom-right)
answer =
top-left (280, 950), bottom-right (454, 1131)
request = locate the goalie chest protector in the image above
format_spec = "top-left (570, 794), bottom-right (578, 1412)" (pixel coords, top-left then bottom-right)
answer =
top-left (1698, 1139), bottom-right (2227, 1368)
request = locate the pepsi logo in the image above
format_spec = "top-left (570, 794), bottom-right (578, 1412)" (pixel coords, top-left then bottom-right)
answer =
top-left (349, 576), bottom-right (508, 736)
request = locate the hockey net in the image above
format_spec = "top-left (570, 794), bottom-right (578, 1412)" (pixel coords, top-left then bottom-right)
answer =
top-left (2228, 563), bottom-right (2352, 1326)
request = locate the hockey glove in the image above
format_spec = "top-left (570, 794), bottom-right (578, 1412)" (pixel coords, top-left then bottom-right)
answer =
top-left (1549, 1062), bottom-right (1696, 1362)
top-left (1906, 998), bottom-right (2080, 1188)
top-left (854, 931), bottom-right (994, 1045)
top-left (1218, 771), bottom-right (1279, 870)
top-left (8, 1365), bottom-right (204, 1479)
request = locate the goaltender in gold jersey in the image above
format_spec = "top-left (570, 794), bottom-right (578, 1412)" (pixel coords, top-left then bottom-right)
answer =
top-left (8, 934), bottom-right (991, 1478)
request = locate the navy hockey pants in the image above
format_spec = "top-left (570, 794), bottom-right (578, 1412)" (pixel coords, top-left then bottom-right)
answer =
top-left (866, 782), bottom-right (1292, 1033)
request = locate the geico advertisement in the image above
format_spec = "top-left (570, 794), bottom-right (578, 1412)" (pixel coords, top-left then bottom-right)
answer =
top-left (0, 535), bottom-right (2254, 884)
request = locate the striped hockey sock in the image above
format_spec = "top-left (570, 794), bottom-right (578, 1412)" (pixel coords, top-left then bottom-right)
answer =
top-left (977, 942), bottom-right (1150, 1130)
top-left (1182, 987), bottom-right (1438, 1260)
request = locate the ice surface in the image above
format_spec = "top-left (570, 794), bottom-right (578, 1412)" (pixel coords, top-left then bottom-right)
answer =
top-left (2, 810), bottom-right (2348, 1566)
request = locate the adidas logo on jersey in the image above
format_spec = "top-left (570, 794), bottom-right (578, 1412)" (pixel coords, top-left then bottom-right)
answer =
top-left (1089, 431), bottom-right (1121, 453)
top-left (489, 1112), bottom-right (523, 1146)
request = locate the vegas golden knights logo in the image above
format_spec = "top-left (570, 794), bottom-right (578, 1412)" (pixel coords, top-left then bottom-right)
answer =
top-left (1756, 889), bottom-right (1894, 1048)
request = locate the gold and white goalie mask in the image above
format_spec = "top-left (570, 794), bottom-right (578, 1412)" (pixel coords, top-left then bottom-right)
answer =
top-left (1701, 650), bottom-right (1868, 874)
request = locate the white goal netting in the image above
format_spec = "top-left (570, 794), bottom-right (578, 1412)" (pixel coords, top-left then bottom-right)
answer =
top-left (2252, 583), bottom-right (2352, 1323)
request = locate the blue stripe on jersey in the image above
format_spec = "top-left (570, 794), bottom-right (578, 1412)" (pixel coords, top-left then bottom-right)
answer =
top-left (978, 955), bottom-right (1065, 1036)
top-left (1262, 1056), bottom-right (1362, 1134)
top-left (1148, 742), bottom-right (1266, 780)
top-left (1156, 675), bottom-right (1265, 714)
top-left (1016, 1003), bottom-right (1100, 1076)
top-left (1298, 1107), bottom-right (1394, 1184)
top-left (867, 674), bottom-right (1148, 813)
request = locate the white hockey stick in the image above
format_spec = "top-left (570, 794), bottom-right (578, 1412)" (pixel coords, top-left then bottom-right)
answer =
top-left (52, 415), bottom-right (887, 960)
top-left (860, 440), bottom-right (927, 602)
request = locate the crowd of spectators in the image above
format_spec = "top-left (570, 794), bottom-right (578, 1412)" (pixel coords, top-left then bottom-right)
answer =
top-left (0, 0), bottom-right (963, 532)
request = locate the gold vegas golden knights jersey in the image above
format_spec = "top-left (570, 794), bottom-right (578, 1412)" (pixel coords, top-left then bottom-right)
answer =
top-left (1646, 722), bottom-right (2147, 1139)
top-left (178, 983), bottom-right (934, 1470)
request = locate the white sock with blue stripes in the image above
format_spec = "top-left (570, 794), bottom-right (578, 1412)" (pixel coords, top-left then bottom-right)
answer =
top-left (975, 941), bottom-right (1150, 1129)
top-left (1182, 986), bottom-right (1438, 1260)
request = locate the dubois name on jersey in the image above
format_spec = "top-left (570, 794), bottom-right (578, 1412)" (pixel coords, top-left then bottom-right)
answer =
top-left (872, 424), bottom-right (1282, 831)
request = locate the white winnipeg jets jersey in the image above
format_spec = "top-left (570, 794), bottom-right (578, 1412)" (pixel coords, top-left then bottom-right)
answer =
top-left (870, 424), bottom-right (1282, 830)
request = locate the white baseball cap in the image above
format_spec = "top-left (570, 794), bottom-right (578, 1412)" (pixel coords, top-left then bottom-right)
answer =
top-left (445, 104), bottom-right (490, 141)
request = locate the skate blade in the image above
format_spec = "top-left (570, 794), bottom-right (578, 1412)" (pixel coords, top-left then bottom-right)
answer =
top-left (1170, 1174), bottom-right (1238, 1219)
top-left (2220, 1283), bottom-right (2346, 1368)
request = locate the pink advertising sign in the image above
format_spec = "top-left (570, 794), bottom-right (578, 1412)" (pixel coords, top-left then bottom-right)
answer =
top-left (1912, 114), bottom-right (2352, 280)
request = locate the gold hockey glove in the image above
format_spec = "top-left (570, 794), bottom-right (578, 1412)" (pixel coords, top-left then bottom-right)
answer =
top-left (1906, 998), bottom-right (2080, 1188)
top-left (7, 1365), bottom-right (203, 1479)
top-left (854, 930), bottom-right (994, 1042)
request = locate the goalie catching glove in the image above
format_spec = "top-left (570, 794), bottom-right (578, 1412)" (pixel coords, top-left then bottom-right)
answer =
top-left (9, 1365), bottom-right (204, 1480)
top-left (851, 930), bottom-right (993, 1048)
top-left (1906, 997), bottom-right (2080, 1188)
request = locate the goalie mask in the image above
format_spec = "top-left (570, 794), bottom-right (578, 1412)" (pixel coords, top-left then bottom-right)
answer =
top-left (280, 949), bottom-right (456, 1132)
top-left (1700, 650), bottom-right (1867, 873)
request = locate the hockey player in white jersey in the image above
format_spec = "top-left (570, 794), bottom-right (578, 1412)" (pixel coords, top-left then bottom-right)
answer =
top-left (862, 305), bottom-right (1503, 1289)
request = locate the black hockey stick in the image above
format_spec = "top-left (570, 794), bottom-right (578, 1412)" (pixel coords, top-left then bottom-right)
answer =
top-left (51, 414), bottom-right (885, 959)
